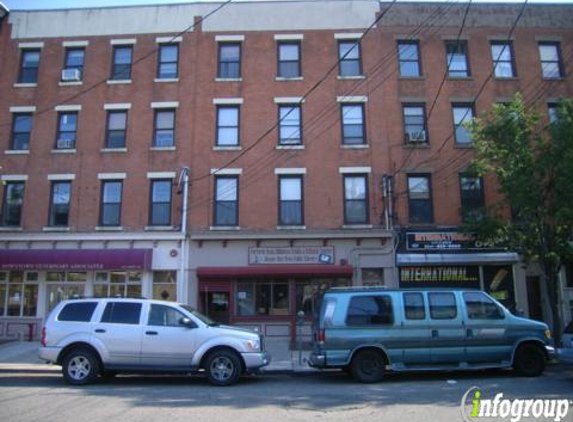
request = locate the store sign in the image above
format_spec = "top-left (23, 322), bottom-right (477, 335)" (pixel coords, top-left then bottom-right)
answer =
top-left (249, 246), bottom-right (335, 265)
top-left (400, 266), bottom-right (480, 287)
top-left (406, 232), bottom-right (495, 251)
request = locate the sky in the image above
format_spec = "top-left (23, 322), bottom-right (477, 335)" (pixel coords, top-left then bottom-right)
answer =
top-left (2, 0), bottom-right (573, 11)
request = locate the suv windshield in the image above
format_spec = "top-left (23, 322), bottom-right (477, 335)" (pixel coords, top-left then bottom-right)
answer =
top-left (180, 305), bottom-right (218, 326)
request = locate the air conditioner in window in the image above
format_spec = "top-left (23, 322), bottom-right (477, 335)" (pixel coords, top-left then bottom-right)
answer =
top-left (56, 138), bottom-right (75, 149)
top-left (407, 130), bottom-right (427, 142)
top-left (61, 68), bottom-right (81, 82)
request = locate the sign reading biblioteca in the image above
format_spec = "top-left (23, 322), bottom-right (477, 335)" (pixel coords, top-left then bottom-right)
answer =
top-left (249, 247), bottom-right (335, 265)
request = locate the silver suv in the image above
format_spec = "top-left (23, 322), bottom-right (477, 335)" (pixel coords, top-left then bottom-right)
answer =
top-left (39, 298), bottom-right (270, 386)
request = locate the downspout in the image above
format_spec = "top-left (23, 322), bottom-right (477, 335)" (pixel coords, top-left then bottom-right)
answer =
top-left (178, 167), bottom-right (190, 303)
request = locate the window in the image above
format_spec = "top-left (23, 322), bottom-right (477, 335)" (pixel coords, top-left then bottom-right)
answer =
top-left (296, 278), bottom-right (348, 315)
top-left (445, 40), bottom-right (470, 77)
top-left (10, 113), bottom-right (32, 151)
top-left (94, 271), bottom-right (142, 298)
top-left (236, 281), bottom-right (289, 316)
top-left (46, 271), bottom-right (86, 312)
top-left (157, 43), bottom-right (178, 79)
top-left (149, 179), bottom-right (172, 226)
top-left (153, 109), bottom-right (176, 147)
top-left (278, 105), bottom-right (302, 145)
top-left (58, 302), bottom-right (97, 322)
top-left (55, 112), bottom-right (78, 149)
top-left (214, 176), bottom-right (238, 226)
top-left (279, 176), bottom-right (303, 226)
top-left (404, 292), bottom-right (425, 320)
top-left (153, 271), bottom-right (177, 301)
top-left (403, 105), bottom-right (427, 143)
top-left (105, 110), bottom-right (127, 148)
top-left (63, 48), bottom-right (85, 81)
top-left (429, 292), bottom-right (457, 320)
top-left (100, 302), bottom-right (142, 325)
top-left (1, 182), bottom-right (25, 227)
top-left (398, 41), bottom-right (421, 77)
top-left (148, 304), bottom-right (189, 327)
top-left (111, 46), bottom-right (132, 80)
top-left (459, 175), bottom-right (485, 222)
top-left (278, 42), bottom-right (301, 78)
top-left (100, 181), bottom-right (122, 226)
top-left (218, 43), bottom-right (241, 79)
top-left (346, 295), bottom-right (394, 326)
top-left (407, 175), bottom-right (433, 224)
top-left (491, 42), bottom-right (515, 78)
top-left (463, 292), bottom-right (504, 320)
top-left (216, 106), bottom-right (240, 146)
top-left (338, 40), bottom-right (362, 77)
top-left (48, 181), bottom-right (71, 227)
top-left (452, 104), bottom-right (474, 145)
top-left (539, 42), bottom-right (563, 79)
top-left (343, 175), bottom-right (368, 225)
top-left (0, 271), bottom-right (38, 317)
top-left (548, 103), bottom-right (558, 124)
top-left (18, 49), bottom-right (40, 83)
top-left (341, 104), bottom-right (366, 145)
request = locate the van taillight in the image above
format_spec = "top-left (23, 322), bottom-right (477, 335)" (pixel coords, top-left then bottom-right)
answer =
top-left (318, 328), bottom-right (325, 344)
top-left (40, 327), bottom-right (46, 347)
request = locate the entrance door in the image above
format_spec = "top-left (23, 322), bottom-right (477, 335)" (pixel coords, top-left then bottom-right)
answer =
top-left (203, 292), bottom-right (230, 325)
top-left (526, 276), bottom-right (543, 321)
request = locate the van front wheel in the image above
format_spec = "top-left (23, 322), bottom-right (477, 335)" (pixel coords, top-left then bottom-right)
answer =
top-left (350, 350), bottom-right (385, 383)
top-left (513, 344), bottom-right (546, 377)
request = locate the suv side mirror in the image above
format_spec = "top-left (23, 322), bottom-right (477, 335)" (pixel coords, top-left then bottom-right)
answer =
top-left (179, 317), bottom-right (196, 328)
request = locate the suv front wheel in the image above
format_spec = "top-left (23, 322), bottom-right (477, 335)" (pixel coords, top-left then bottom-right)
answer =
top-left (205, 349), bottom-right (242, 386)
top-left (62, 348), bottom-right (100, 385)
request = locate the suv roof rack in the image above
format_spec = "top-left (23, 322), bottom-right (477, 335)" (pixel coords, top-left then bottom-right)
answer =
top-left (68, 295), bottom-right (149, 300)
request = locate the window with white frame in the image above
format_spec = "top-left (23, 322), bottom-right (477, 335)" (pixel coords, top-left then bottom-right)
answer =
top-left (153, 271), bottom-right (177, 301)
top-left (0, 271), bottom-right (38, 317)
top-left (94, 271), bottom-right (142, 298)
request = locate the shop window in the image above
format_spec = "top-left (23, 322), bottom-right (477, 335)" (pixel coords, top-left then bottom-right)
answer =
top-left (153, 270), bottom-right (177, 301)
top-left (0, 271), bottom-right (38, 317)
top-left (346, 295), bottom-right (394, 326)
top-left (429, 292), bottom-right (457, 320)
top-left (361, 268), bottom-right (384, 286)
top-left (46, 271), bottom-right (87, 312)
top-left (236, 281), bottom-right (289, 316)
top-left (296, 278), bottom-right (349, 316)
top-left (483, 265), bottom-right (516, 313)
top-left (94, 271), bottom-right (142, 298)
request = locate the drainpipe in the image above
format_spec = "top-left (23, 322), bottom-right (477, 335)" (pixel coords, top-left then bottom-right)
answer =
top-left (177, 167), bottom-right (190, 303)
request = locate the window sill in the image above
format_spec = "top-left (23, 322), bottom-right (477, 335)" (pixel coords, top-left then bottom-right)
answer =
top-left (275, 77), bottom-right (303, 81)
top-left (446, 76), bottom-right (472, 81)
top-left (4, 150), bottom-right (30, 155)
top-left (341, 144), bottom-right (369, 149)
top-left (13, 83), bottom-right (37, 88)
top-left (342, 224), bottom-right (373, 229)
top-left (215, 77), bottom-right (242, 82)
top-left (210, 226), bottom-right (241, 231)
top-left (541, 77), bottom-right (566, 81)
top-left (51, 149), bottom-right (77, 154)
top-left (107, 79), bottom-right (132, 85)
top-left (95, 226), bottom-right (124, 231)
top-left (276, 144), bottom-right (304, 150)
top-left (154, 78), bottom-right (179, 83)
top-left (337, 75), bottom-right (365, 80)
top-left (43, 226), bottom-right (71, 232)
top-left (150, 146), bottom-right (176, 151)
top-left (213, 146), bottom-right (241, 151)
top-left (59, 81), bottom-right (83, 86)
top-left (277, 225), bottom-right (306, 230)
top-left (0, 226), bottom-right (23, 232)
top-left (407, 223), bottom-right (437, 228)
top-left (493, 77), bottom-right (519, 81)
top-left (453, 144), bottom-right (474, 149)
top-left (403, 143), bottom-right (430, 149)
top-left (101, 148), bottom-right (128, 153)
top-left (398, 76), bottom-right (424, 81)
top-left (144, 225), bottom-right (174, 231)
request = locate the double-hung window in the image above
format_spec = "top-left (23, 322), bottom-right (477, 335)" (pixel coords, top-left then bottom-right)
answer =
top-left (338, 40), bottom-right (362, 77)
top-left (56, 112), bottom-right (78, 150)
top-left (154, 109), bottom-right (176, 147)
top-left (63, 48), bottom-right (85, 81)
top-left (111, 46), bottom-right (132, 80)
top-left (343, 175), bottom-right (368, 225)
top-left (216, 106), bottom-right (240, 146)
top-left (278, 104), bottom-right (302, 145)
top-left (279, 176), bottom-right (303, 226)
top-left (100, 181), bottom-right (122, 226)
top-left (459, 175), bottom-right (485, 222)
top-left (214, 176), bottom-right (238, 226)
top-left (149, 180), bottom-right (172, 226)
top-left (397, 41), bottom-right (421, 77)
top-left (341, 104), bottom-right (365, 145)
top-left (452, 104), bottom-right (474, 145)
top-left (278, 42), bottom-right (301, 78)
top-left (49, 181), bottom-right (72, 227)
top-left (407, 175), bottom-right (433, 224)
top-left (403, 105), bottom-right (427, 144)
top-left (218, 43), bottom-right (241, 79)
top-left (106, 111), bottom-right (128, 149)
top-left (10, 113), bottom-right (32, 151)
top-left (538, 42), bottom-right (563, 79)
top-left (491, 41), bottom-right (516, 78)
top-left (445, 40), bottom-right (470, 77)
top-left (157, 44), bottom-right (179, 79)
top-left (18, 49), bottom-right (40, 84)
top-left (1, 182), bottom-right (25, 227)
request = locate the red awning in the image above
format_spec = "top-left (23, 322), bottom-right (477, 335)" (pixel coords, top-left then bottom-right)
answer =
top-left (197, 265), bottom-right (353, 280)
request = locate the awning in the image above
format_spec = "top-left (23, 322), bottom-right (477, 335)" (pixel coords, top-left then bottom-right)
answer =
top-left (0, 249), bottom-right (153, 271)
top-left (396, 252), bottom-right (519, 266)
top-left (197, 265), bottom-right (353, 280)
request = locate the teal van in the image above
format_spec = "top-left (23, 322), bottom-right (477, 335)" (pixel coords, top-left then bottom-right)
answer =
top-left (308, 288), bottom-right (554, 382)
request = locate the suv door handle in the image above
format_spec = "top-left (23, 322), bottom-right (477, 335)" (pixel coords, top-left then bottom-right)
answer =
top-left (94, 329), bottom-right (106, 333)
top-left (145, 331), bottom-right (158, 335)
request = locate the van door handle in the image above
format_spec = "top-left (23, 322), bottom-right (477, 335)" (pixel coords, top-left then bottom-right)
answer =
top-left (94, 329), bottom-right (106, 333)
top-left (145, 331), bottom-right (158, 335)
top-left (431, 329), bottom-right (439, 339)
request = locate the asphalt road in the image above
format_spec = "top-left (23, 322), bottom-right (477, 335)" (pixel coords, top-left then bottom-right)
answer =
top-left (0, 366), bottom-right (572, 422)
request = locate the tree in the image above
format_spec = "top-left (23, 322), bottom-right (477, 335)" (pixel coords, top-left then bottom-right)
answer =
top-left (466, 94), bottom-right (573, 346)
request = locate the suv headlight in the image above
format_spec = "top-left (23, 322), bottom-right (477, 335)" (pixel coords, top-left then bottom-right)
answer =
top-left (246, 339), bottom-right (260, 352)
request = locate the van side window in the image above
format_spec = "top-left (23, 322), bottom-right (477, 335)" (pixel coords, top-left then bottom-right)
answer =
top-left (463, 292), bottom-right (504, 320)
top-left (346, 295), bottom-right (393, 326)
top-left (428, 292), bottom-right (457, 320)
top-left (403, 293), bottom-right (425, 320)
top-left (100, 302), bottom-right (142, 325)
top-left (58, 302), bottom-right (98, 322)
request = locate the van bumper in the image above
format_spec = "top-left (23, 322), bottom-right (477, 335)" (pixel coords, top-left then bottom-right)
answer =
top-left (241, 351), bottom-right (271, 370)
top-left (308, 352), bottom-right (326, 368)
top-left (38, 346), bottom-right (62, 364)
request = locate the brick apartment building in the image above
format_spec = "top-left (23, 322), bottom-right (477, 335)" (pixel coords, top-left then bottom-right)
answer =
top-left (0, 0), bottom-right (571, 342)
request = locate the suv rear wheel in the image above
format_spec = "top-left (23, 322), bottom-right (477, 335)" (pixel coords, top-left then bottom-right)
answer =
top-left (350, 349), bottom-right (386, 383)
top-left (513, 344), bottom-right (546, 377)
top-left (205, 349), bottom-right (242, 386)
top-left (62, 348), bottom-right (100, 385)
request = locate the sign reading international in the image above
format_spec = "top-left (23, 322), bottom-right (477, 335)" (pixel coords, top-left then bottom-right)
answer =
top-left (406, 232), bottom-right (495, 251)
top-left (249, 246), bottom-right (335, 265)
top-left (400, 265), bottom-right (480, 288)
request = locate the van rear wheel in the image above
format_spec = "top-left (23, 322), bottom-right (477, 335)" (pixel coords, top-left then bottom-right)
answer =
top-left (513, 344), bottom-right (546, 377)
top-left (350, 350), bottom-right (385, 383)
